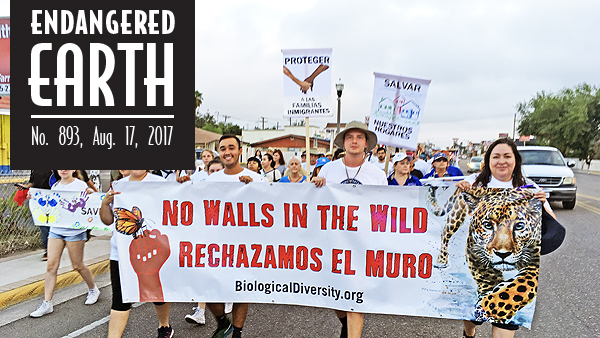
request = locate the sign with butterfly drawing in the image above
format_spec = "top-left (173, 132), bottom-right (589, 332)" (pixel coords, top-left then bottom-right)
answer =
top-left (28, 188), bottom-right (111, 231)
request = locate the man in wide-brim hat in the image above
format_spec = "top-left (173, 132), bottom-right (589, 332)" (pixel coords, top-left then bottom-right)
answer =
top-left (312, 121), bottom-right (387, 337)
top-left (332, 120), bottom-right (378, 154)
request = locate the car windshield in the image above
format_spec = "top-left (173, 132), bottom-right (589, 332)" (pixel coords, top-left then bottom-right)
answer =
top-left (520, 150), bottom-right (565, 166)
top-left (470, 157), bottom-right (483, 163)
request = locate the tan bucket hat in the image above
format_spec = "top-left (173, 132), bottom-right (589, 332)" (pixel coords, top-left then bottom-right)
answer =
top-left (334, 120), bottom-right (378, 152)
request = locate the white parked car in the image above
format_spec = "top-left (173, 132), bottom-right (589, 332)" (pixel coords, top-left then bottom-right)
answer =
top-left (518, 146), bottom-right (577, 209)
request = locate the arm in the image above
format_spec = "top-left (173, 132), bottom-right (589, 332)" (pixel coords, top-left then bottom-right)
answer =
top-left (100, 190), bottom-right (120, 225)
top-left (17, 183), bottom-right (33, 190)
top-left (86, 180), bottom-right (99, 192)
top-left (534, 191), bottom-right (556, 219)
top-left (303, 64), bottom-right (329, 86)
top-left (283, 66), bottom-right (312, 93)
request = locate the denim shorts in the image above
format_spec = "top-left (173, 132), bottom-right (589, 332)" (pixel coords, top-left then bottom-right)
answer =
top-left (48, 231), bottom-right (87, 242)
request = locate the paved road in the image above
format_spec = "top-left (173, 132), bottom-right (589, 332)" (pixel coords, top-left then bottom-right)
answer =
top-left (1, 171), bottom-right (598, 337)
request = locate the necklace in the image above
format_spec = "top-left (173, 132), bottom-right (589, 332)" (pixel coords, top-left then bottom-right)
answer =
top-left (289, 174), bottom-right (302, 183)
top-left (343, 156), bottom-right (365, 183)
top-left (394, 173), bottom-right (409, 184)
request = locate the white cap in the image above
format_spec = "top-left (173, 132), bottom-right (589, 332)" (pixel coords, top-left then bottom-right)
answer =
top-left (392, 153), bottom-right (412, 163)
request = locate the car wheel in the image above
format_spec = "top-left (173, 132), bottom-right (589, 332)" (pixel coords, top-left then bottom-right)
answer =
top-left (563, 198), bottom-right (576, 210)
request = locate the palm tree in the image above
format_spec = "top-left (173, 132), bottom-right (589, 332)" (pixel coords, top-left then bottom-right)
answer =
top-left (195, 91), bottom-right (203, 114)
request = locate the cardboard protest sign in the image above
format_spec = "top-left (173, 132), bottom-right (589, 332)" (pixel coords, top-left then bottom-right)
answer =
top-left (29, 188), bottom-right (111, 231)
top-left (368, 73), bottom-right (431, 150)
top-left (282, 48), bottom-right (332, 118)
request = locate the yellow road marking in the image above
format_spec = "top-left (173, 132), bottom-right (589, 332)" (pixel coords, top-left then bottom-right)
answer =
top-left (577, 193), bottom-right (600, 202)
top-left (577, 201), bottom-right (600, 216)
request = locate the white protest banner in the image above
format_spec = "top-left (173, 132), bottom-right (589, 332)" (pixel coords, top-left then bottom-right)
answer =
top-left (282, 48), bottom-right (332, 117)
top-left (368, 73), bottom-right (431, 150)
top-left (28, 188), bottom-right (111, 231)
top-left (113, 182), bottom-right (540, 328)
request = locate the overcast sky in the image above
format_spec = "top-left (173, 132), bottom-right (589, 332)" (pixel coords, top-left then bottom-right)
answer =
top-left (1, 1), bottom-right (598, 148)
top-left (196, 0), bottom-right (600, 148)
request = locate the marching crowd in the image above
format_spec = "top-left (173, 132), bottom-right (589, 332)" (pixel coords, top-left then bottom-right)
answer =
top-left (21, 120), bottom-right (554, 338)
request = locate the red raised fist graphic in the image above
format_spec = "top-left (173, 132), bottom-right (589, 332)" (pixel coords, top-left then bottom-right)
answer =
top-left (129, 229), bottom-right (171, 302)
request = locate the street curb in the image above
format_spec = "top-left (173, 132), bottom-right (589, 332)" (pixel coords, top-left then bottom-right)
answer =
top-left (573, 169), bottom-right (600, 176)
top-left (0, 259), bottom-right (110, 310)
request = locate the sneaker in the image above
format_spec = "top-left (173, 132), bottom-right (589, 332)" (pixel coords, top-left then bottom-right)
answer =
top-left (85, 285), bottom-right (100, 305)
top-left (30, 300), bottom-right (53, 318)
top-left (157, 325), bottom-right (174, 338)
top-left (211, 321), bottom-right (233, 338)
top-left (42, 251), bottom-right (48, 261)
top-left (185, 306), bottom-right (206, 325)
top-left (224, 302), bottom-right (233, 314)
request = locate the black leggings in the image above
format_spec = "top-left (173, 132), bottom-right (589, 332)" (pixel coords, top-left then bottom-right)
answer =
top-left (110, 260), bottom-right (165, 311)
top-left (471, 320), bottom-right (519, 331)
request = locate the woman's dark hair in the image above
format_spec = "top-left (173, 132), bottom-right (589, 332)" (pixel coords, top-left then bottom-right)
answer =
top-left (247, 156), bottom-right (263, 172)
top-left (262, 153), bottom-right (275, 169)
top-left (311, 166), bottom-right (322, 180)
top-left (273, 149), bottom-right (286, 166)
top-left (255, 149), bottom-right (262, 157)
top-left (206, 158), bottom-right (224, 172)
top-left (474, 138), bottom-right (525, 188)
top-left (333, 149), bottom-right (346, 161)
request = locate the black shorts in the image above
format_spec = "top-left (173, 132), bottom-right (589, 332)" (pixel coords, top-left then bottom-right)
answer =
top-left (471, 320), bottom-right (519, 331)
top-left (110, 260), bottom-right (165, 311)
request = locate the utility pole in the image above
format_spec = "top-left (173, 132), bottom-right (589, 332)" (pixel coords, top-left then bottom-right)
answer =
top-left (223, 115), bottom-right (231, 124)
top-left (276, 122), bottom-right (279, 130)
top-left (512, 112), bottom-right (516, 141)
top-left (260, 117), bottom-right (268, 130)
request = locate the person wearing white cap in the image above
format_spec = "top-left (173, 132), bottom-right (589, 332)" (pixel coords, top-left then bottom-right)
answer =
top-left (311, 121), bottom-right (386, 338)
top-left (423, 152), bottom-right (464, 179)
top-left (388, 153), bottom-right (422, 186)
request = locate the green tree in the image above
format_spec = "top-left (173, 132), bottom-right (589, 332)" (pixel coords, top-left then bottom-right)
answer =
top-left (219, 122), bottom-right (242, 135)
top-left (195, 111), bottom-right (217, 129)
top-left (195, 110), bottom-right (244, 135)
top-left (195, 91), bottom-right (203, 113)
top-left (517, 83), bottom-right (600, 159)
top-left (202, 123), bottom-right (222, 134)
top-left (194, 91), bottom-right (206, 128)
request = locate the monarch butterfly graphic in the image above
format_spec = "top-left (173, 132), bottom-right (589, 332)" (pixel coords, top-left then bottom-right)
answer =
top-left (114, 206), bottom-right (146, 238)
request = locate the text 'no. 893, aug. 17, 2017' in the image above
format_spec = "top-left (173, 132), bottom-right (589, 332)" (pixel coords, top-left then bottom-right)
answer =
top-left (31, 125), bottom-right (173, 150)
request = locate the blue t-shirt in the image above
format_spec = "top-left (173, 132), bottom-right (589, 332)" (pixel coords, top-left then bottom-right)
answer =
top-left (422, 165), bottom-right (463, 179)
top-left (388, 174), bottom-right (422, 186)
top-left (279, 175), bottom-right (307, 183)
